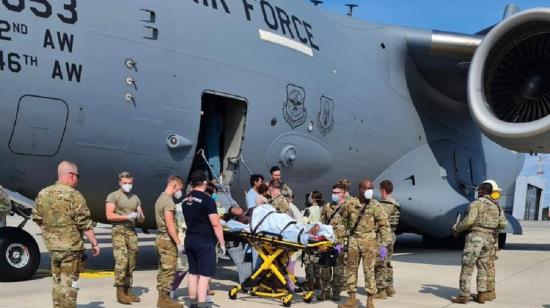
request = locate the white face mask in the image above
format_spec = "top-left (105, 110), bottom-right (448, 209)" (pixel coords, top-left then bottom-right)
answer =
top-left (174, 190), bottom-right (183, 199)
top-left (363, 189), bottom-right (374, 200)
top-left (121, 184), bottom-right (132, 193)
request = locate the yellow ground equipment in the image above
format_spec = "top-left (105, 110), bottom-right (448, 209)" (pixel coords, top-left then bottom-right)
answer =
top-left (226, 230), bottom-right (333, 307)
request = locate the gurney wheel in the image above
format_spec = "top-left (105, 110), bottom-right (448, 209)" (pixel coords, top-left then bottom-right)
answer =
top-left (304, 291), bottom-right (314, 303)
top-left (282, 294), bottom-right (293, 307)
top-left (229, 287), bottom-right (239, 300)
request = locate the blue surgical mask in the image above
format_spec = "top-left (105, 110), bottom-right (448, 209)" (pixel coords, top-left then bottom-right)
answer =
top-left (331, 194), bottom-right (340, 203)
top-left (212, 193), bottom-right (218, 201)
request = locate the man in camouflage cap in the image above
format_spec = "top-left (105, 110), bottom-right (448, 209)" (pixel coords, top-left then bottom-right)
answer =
top-left (105, 171), bottom-right (145, 304)
top-left (374, 180), bottom-right (400, 299)
top-left (340, 179), bottom-right (391, 308)
top-left (268, 180), bottom-right (291, 216)
top-left (318, 183), bottom-right (349, 301)
top-left (155, 175), bottom-right (184, 308)
top-left (0, 185), bottom-right (10, 227)
top-left (32, 161), bottom-right (100, 308)
top-left (451, 181), bottom-right (506, 304)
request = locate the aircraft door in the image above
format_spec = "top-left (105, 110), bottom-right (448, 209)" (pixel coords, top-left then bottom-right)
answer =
top-left (8, 95), bottom-right (69, 156)
top-left (191, 92), bottom-right (247, 187)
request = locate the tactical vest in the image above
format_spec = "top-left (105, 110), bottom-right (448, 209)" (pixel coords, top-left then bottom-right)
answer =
top-left (473, 197), bottom-right (501, 230)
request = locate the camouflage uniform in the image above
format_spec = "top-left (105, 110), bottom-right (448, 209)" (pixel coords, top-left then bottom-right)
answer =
top-left (270, 194), bottom-right (290, 215)
top-left (106, 189), bottom-right (141, 288)
top-left (0, 185), bottom-right (10, 227)
top-left (454, 196), bottom-right (506, 297)
top-left (154, 192), bottom-right (178, 296)
top-left (319, 201), bottom-right (348, 295)
top-left (375, 197), bottom-right (400, 291)
top-left (344, 198), bottom-right (391, 296)
top-left (32, 182), bottom-right (93, 308)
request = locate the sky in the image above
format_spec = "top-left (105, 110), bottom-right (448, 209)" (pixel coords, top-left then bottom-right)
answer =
top-left (317, 0), bottom-right (550, 207)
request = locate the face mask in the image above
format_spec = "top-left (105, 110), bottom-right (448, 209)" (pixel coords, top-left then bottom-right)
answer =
top-left (474, 191), bottom-right (479, 199)
top-left (331, 194), bottom-right (340, 203)
top-left (174, 190), bottom-right (182, 199)
top-left (491, 191), bottom-right (501, 200)
top-left (121, 184), bottom-right (132, 193)
top-left (212, 193), bottom-right (218, 201)
top-left (363, 189), bottom-right (374, 200)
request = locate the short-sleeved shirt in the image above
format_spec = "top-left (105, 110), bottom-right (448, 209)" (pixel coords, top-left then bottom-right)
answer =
top-left (155, 192), bottom-right (176, 233)
top-left (245, 188), bottom-right (258, 210)
top-left (32, 182), bottom-right (93, 251)
top-left (181, 190), bottom-right (218, 242)
top-left (106, 189), bottom-right (141, 227)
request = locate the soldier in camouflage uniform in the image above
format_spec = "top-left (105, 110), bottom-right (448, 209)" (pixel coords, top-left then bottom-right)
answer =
top-left (451, 181), bottom-right (506, 304)
top-left (32, 161), bottom-right (100, 308)
top-left (155, 175), bottom-right (185, 308)
top-left (481, 180), bottom-right (505, 302)
top-left (268, 180), bottom-right (291, 215)
top-left (269, 166), bottom-right (292, 200)
top-left (374, 180), bottom-right (400, 299)
top-left (0, 185), bottom-right (11, 227)
top-left (339, 179), bottom-right (391, 308)
top-left (318, 184), bottom-right (349, 301)
top-left (105, 171), bottom-right (145, 304)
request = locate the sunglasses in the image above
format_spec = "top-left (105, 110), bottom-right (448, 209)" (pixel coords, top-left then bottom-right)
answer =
top-left (70, 172), bottom-right (80, 179)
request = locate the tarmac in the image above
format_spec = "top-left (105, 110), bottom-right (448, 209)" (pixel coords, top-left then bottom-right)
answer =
top-left (1, 216), bottom-right (550, 308)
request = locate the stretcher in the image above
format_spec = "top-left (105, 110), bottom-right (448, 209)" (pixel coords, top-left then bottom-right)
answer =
top-left (226, 229), bottom-right (334, 307)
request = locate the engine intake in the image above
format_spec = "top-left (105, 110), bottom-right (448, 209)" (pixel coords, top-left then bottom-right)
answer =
top-left (468, 8), bottom-right (550, 153)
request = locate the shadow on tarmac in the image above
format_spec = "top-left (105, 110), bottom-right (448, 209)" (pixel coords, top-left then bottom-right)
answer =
top-left (419, 284), bottom-right (457, 300)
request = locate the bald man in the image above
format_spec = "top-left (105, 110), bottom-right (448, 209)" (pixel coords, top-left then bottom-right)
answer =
top-left (32, 161), bottom-right (100, 308)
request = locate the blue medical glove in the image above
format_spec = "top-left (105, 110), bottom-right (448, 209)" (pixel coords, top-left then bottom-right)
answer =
top-left (379, 246), bottom-right (388, 260)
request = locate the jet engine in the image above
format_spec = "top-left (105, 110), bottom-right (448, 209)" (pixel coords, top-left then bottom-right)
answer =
top-left (468, 8), bottom-right (550, 153)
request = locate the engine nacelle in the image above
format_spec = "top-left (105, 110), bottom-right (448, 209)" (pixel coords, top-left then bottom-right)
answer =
top-left (468, 8), bottom-right (550, 153)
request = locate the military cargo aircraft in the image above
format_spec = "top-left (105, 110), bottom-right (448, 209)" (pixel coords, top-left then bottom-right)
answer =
top-left (0, 0), bottom-right (548, 281)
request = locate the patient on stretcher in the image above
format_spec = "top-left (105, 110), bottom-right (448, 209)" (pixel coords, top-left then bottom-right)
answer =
top-left (225, 203), bottom-right (335, 245)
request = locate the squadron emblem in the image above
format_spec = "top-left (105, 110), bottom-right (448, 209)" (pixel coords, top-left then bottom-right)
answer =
top-left (283, 84), bottom-right (307, 129)
top-left (317, 96), bottom-right (334, 136)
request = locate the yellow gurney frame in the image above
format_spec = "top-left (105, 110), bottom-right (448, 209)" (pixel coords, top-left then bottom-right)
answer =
top-left (226, 230), bottom-right (333, 307)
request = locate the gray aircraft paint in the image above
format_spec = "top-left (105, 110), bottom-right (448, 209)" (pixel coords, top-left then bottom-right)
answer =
top-left (2, 0), bottom-right (543, 239)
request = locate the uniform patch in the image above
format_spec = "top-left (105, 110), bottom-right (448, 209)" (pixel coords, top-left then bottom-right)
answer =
top-left (283, 84), bottom-right (307, 129)
top-left (317, 96), bottom-right (334, 136)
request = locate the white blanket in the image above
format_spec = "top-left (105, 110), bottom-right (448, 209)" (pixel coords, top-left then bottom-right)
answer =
top-left (225, 204), bottom-right (335, 245)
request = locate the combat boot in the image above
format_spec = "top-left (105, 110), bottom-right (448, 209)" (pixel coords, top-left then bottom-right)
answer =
top-left (337, 292), bottom-right (358, 308)
top-left (316, 290), bottom-right (331, 301)
top-left (116, 287), bottom-right (132, 305)
top-left (386, 286), bottom-right (396, 297)
top-left (451, 295), bottom-right (468, 304)
top-left (366, 296), bottom-right (375, 308)
top-left (157, 293), bottom-right (183, 308)
top-left (474, 292), bottom-right (488, 304)
top-left (124, 287), bottom-right (141, 302)
top-left (488, 289), bottom-right (496, 300)
top-left (332, 289), bottom-right (341, 301)
top-left (373, 289), bottom-right (387, 300)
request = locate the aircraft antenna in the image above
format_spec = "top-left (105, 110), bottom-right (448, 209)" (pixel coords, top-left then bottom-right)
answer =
top-left (345, 3), bottom-right (358, 16)
top-left (311, 0), bottom-right (323, 6)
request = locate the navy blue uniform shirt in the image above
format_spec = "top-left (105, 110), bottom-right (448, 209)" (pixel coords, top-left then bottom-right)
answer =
top-left (181, 190), bottom-right (218, 241)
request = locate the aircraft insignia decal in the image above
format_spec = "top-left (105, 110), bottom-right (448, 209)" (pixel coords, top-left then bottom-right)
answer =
top-left (317, 96), bottom-right (334, 136)
top-left (283, 84), bottom-right (307, 129)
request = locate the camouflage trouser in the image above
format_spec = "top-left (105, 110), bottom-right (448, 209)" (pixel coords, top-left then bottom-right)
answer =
top-left (345, 236), bottom-right (378, 295)
top-left (375, 232), bottom-right (396, 290)
top-left (112, 225), bottom-right (138, 287)
top-left (50, 250), bottom-right (83, 308)
top-left (155, 232), bottom-right (177, 295)
top-left (459, 231), bottom-right (493, 296)
top-left (320, 251), bottom-right (345, 293)
top-left (304, 252), bottom-right (321, 288)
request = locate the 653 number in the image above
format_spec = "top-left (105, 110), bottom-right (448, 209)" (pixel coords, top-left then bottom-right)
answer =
top-left (2, 0), bottom-right (77, 25)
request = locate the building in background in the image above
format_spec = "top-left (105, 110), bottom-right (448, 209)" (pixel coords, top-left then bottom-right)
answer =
top-left (512, 176), bottom-right (545, 221)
